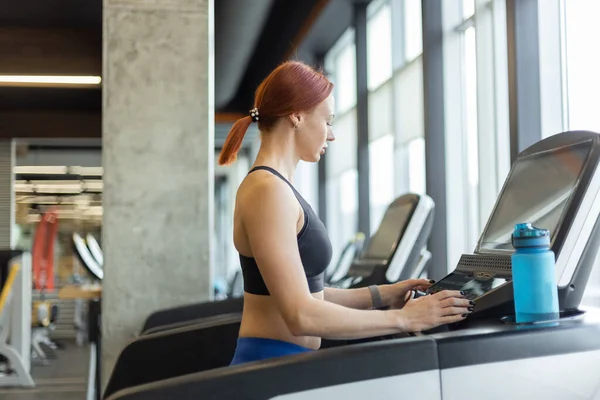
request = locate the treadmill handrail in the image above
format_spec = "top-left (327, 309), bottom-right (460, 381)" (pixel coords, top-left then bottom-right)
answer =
top-left (107, 336), bottom-right (438, 400)
top-left (141, 297), bottom-right (243, 333)
top-left (136, 313), bottom-right (242, 341)
top-left (104, 313), bottom-right (243, 399)
top-left (141, 312), bottom-right (242, 335)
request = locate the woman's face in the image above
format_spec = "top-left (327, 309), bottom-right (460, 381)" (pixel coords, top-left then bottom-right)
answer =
top-left (295, 94), bottom-right (336, 163)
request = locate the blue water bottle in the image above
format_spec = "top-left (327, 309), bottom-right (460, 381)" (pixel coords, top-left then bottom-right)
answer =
top-left (511, 223), bottom-right (560, 323)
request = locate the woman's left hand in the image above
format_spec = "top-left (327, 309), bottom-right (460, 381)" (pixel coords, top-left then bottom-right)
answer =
top-left (382, 279), bottom-right (435, 309)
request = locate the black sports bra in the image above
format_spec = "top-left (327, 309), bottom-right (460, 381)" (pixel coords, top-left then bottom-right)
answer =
top-left (239, 166), bottom-right (333, 295)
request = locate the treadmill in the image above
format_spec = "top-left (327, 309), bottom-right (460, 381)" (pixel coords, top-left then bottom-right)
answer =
top-left (102, 193), bottom-right (437, 398)
top-left (330, 193), bottom-right (435, 288)
top-left (324, 232), bottom-right (365, 285)
top-left (105, 131), bottom-right (600, 400)
top-left (426, 129), bottom-right (600, 319)
top-left (140, 193), bottom-right (434, 334)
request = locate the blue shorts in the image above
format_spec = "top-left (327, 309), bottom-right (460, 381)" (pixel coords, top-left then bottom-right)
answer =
top-left (229, 337), bottom-right (314, 366)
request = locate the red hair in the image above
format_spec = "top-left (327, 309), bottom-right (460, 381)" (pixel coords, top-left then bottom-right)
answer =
top-left (218, 61), bottom-right (334, 165)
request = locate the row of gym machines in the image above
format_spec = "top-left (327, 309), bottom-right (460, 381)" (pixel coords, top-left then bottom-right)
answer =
top-left (100, 131), bottom-right (600, 399)
top-left (0, 231), bottom-right (104, 389)
top-left (31, 232), bottom-right (104, 365)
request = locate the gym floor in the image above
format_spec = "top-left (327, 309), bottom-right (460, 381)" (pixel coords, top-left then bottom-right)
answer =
top-left (0, 340), bottom-right (89, 400)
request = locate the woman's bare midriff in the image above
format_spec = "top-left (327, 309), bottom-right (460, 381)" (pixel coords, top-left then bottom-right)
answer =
top-left (239, 291), bottom-right (324, 350)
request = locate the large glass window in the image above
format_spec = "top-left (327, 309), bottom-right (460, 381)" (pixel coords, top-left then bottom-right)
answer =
top-left (463, 25), bottom-right (480, 248)
top-left (326, 169), bottom-right (358, 264)
top-left (394, 57), bottom-right (424, 144)
top-left (441, 0), bottom-right (510, 270)
top-left (393, 55), bottom-right (425, 197)
top-left (367, 2), bottom-right (393, 90)
top-left (335, 42), bottom-right (357, 114)
top-left (294, 161), bottom-right (319, 215)
top-left (369, 135), bottom-right (395, 233)
top-left (324, 29), bottom-right (359, 265)
top-left (340, 169), bottom-right (358, 217)
top-left (325, 105), bottom-right (358, 262)
top-left (327, 108), bottom-right (357, 177)
top-left (408, 137), bottom-right (426, 194)
top-left (561, 0), bottom-right (600, 306)
top-left (404, 0), bottom-right (423, 62)
top-left (462, 0), bottom-right (475, 19)
top-left (563, 0), bottom-right (600, 132)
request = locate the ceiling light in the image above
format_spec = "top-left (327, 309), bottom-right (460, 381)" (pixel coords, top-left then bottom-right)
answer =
top-left (15, 166), bottom-right (104, 176)
top-left (15, 182), bottom-right (83, 194)
top-left (14, 166), bottom-right (69, 174)
top-left (74, 167), bottom-right (104, 176)
top-left (0, 75), bottom-right (102, 87)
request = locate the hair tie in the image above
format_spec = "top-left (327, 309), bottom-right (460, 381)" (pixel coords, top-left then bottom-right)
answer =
top-left (249, 107), bottom-right (259, 122)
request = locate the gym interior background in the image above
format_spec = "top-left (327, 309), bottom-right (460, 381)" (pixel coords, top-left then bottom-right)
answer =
top-left (1, 0), bottom-right (600, 398)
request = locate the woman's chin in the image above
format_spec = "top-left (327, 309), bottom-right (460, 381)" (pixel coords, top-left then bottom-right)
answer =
top-left (299, 148), bottom-right (326, 162)
top-left (300, 154), bottom-right (321, 163)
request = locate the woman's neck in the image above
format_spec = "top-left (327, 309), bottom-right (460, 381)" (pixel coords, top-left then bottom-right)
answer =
top-left (252, 130), bottom-right (299, 182)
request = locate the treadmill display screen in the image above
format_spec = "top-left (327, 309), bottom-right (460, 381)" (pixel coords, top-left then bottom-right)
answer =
top-left (428, 272), bottom-right (510, 300)
top-left (362, 201), bottom-right (417, 260)
top-left (478, 141), bottom-right (592, 252)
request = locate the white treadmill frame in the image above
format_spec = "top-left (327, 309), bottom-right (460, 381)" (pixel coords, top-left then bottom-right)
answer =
top-left (0, 253), bottom-right (34, 388)
top-left (385, 195), bottom-right (435, 283)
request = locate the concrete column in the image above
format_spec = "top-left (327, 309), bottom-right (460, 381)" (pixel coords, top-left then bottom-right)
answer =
top-left (102, 0), bottom-right (214, 383)
top-left (0, 140), bottom-right (15, 249)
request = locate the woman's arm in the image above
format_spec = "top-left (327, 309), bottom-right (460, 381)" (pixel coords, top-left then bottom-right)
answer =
top-left (324, 285), bottom-right (394, 310)
top-left (324, 279), bottom-right (435, 310)
top-left (242, 177), bottom-right (469, 339)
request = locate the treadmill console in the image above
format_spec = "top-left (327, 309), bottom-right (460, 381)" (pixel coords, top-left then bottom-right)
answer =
top-left (428, 270), bottom-right (510, 301)
top-left (344, 194), bottom-right (420, 281)
top-left (428, 131), bottom-right (600, 319)
top-left (360, 196), bottom-right (419, 261)
top-left (335, 193), bottom-right (434, 288)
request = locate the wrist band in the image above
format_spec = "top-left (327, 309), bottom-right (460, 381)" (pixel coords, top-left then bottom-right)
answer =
top-left (369, 285), bottom-right (384, 309)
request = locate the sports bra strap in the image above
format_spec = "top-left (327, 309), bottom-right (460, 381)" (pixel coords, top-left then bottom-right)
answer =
top-left (248, 166), bottom-right (294, 190)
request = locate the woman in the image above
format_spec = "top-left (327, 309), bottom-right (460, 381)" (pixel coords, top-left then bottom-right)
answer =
top-left (218, 60), bottom-right (472, 366)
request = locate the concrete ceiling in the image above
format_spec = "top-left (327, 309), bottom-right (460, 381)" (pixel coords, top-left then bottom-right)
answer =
top-left (0, 0), bottom-right (356, 148)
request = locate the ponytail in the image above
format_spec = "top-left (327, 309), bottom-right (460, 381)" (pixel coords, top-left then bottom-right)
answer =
top-left (219, 61), bottom-right (333, 165)
top-left (218, 116), bottom-right (252, 165)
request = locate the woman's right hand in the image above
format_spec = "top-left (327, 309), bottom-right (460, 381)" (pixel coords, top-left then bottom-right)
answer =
top-left (396, 290), bottom-right (473, 332)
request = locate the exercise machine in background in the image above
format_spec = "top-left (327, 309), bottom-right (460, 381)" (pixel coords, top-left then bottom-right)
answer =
top-left (0, 250), bottom-right (34, 388)
top-left (73, 233), bottom-right (103, 282)
top-left (30, 210), bottom-right (62, 363)
top-left (324, 232), bottom-right (366, 285)
top-left (86, 234), bottom-right (104, 267)
top-left (330, 193), bottom-right (434, 289)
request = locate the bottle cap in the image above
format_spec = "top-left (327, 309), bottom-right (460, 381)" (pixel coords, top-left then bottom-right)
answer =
top-left (512, 223), bottom-right (550, 248)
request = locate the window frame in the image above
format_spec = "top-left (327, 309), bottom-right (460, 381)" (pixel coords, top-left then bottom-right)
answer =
top-left (441, 0), bottom-right (511, 270)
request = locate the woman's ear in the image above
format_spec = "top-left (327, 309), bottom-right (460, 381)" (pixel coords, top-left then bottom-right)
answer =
top-left (289, 112), bottom-right (302, 127)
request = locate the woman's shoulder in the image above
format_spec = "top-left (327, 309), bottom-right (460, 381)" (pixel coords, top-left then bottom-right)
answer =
top-left (237, 172), bottom-right (298, 216)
